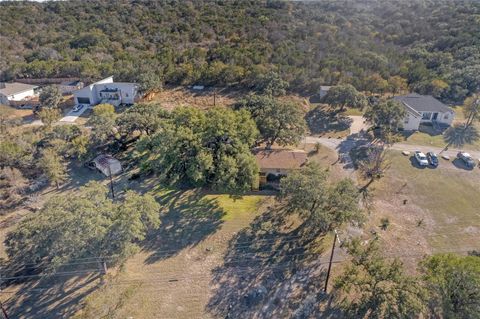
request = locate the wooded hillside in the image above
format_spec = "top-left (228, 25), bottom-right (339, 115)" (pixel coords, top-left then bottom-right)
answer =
top-left (0, 0), bottom-right (479, 102)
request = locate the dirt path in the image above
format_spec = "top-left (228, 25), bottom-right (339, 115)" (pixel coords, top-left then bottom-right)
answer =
top-left (348, 116), bottom-right (368, 135)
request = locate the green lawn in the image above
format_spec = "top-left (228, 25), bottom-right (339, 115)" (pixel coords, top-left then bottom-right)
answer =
top-left (205, 194), bottom-right (265, 221)
top-left (402, 127), bottom-right (480, 152)
top-left (373, 151), bottom-right (480, 252)
top-left (342, 107), bottom-right (364, 116)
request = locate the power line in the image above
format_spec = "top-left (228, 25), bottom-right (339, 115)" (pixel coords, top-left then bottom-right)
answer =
top-left (1, 234), bottom-right (314, 269)
top-left (0, 269), bottom-right (99, 282)
top-left (2, 246), bottom-right (478, 283)
top-left (0, 260), bottom-right (344, 294)
top-left (6, 226), bottom-right (478, 271)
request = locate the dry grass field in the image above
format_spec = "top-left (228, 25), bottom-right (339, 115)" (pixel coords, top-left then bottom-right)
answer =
top-left (364, 150), bottom-right (480, 269)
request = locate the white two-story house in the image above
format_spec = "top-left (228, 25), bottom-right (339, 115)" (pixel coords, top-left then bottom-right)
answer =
top-left (73, 76), bottom-right (138, 108)
top-left (394, 93), bottom-right (455, 131)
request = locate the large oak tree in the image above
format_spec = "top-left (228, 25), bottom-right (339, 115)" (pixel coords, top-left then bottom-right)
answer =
top-left (237, 94), bottom-right (306, 149)
top-left (5, 182), bottom-right (161, 270)
top-left (137, 106), bottom-right (259, 192)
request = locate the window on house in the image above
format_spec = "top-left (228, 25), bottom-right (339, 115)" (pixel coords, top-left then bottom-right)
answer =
top-left (422, 112), bottom-right (432, 120)
top-left (444, 114), bottom-right (449, 119)
top-left (404, 117), bottom-right (409, 124)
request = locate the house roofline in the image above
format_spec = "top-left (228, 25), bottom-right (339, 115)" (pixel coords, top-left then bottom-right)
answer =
top-left (402, 101), bottom-right (421, 118)
top-left (0, 86), bottom-right (38, 97)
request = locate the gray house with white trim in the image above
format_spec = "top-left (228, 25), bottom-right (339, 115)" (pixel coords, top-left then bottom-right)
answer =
top-left (393, 93), bottom-right (454, 131)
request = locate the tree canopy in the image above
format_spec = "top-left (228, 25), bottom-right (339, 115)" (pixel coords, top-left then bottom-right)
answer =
top-left (322, 85), bottom-right (368, 112)
top-left (39, 148), bottom-right (67, 189)
top-left (279, 162), bottom-right (363, 233)
top-left (137, 106), bottom-right (259, 192)
top-left (1, 0), bottom-right (478, 102)
top-left (364, 99), bottom-right (406, 140)
top-left (335, 239), bottom-right (427, 318)
top-left (5, 182), bottom-right (161, 270)
top-left (39, 85), bottom-right (61, 109)
top-left (236, 95), bottom-right (306, 148)
top-left (89, 103), bottom-right (117, 144)
top-left (116, 102), bottom-right (169, 138)
top-left (420, 254), bottom-right (480, 318)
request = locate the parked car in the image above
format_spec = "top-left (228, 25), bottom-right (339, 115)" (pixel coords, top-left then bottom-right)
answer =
top-left (414, 151), bottom-right (429, 166)
top-left (426, 152), bottom-right (439, 167)
top-left (457, 152), bottom-right (476, 168)
top-left (73, 104), bottom-right (84, 112)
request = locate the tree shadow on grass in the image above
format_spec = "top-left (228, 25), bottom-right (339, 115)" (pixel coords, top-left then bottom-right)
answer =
top-left (60, 162), bottom-right (104, 191)
top-left (452, 158), bottom-right (476, 171)
top-left (142, 189), bottom-right (226, 264)
top-left (207, 206), bottom-right (342, 319)
top-left (3, 273), bottom-right (102, 319)
top-left (306, 106), bottom-right (353, 136)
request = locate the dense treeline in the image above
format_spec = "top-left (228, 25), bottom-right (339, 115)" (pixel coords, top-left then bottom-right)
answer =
top-left (0, 0), bottom-right (479, 102)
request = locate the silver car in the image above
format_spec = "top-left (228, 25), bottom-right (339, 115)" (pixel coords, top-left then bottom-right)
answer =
top-left (73, 104), bottom-right (84, 112)
top-left (414, 151), bottom-right (429, 166)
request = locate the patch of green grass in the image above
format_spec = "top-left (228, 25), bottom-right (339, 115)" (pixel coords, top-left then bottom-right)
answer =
top-left (205, 194), bottom-right (264, 221)
top-left (403, 131), bottom-right (447, 148)
top-left (403, 130), bottom-right (480, 152)
top-left (343, 107), bottom-right (364, 116)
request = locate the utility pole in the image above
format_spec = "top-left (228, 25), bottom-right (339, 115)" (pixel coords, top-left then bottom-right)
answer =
top-left (108, 164), bottom-right (115, 199)
top-left (102, 260), bottom-right (108, 275)
top-left (0, 301), bottom-right (8, 319)
top-left (0, 273), bottom-right (9, 319)
top-left (98, 258), bottom-right (108, 275)
top-left (324, 230), bottom-right (338, 293)
top-left (213, 89), bottom-right (216, 107)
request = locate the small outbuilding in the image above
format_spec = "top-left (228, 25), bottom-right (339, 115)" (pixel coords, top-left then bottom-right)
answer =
top-left (318, 85), bottom-right (332, 99)
top-left (92, 155), bottom-right (122, 177)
